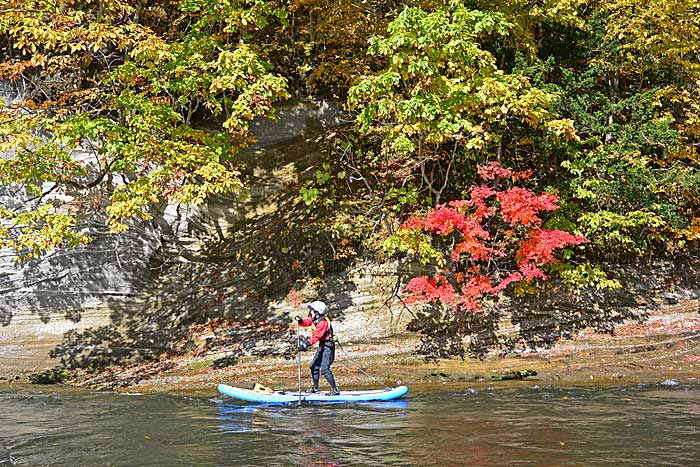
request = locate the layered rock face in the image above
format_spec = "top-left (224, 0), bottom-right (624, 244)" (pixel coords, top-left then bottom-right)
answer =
top-left (0, 95), bottom-right (349, 372)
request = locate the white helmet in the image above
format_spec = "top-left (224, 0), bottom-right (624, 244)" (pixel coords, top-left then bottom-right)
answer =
top-left (307, 301), bottom-right (327, 315)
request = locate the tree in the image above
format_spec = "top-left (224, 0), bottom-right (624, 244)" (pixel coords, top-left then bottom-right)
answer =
top-left (347, 3), bottom-right (578, 207)
top-left (387, 162), bottom-right (588, 310)
top-left (0, 0), bottom-right (288, 259)
top-left (293, 1), bottom-right (583, 275)
top-left (550, 0), bottom-right (700, 257)
top-left (261, 0), bottom-right (407, 99)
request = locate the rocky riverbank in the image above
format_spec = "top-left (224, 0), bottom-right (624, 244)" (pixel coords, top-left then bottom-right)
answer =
top-left (3, 298), bottom-right (699, 395)
top-left (98, 301), bottom-right (700, 395)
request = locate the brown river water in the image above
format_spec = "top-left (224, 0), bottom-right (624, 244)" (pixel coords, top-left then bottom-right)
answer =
top-left (1, 382), bottom-right (699, 466)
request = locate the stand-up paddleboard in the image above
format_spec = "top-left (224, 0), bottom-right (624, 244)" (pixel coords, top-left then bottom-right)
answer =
top-left (217, 384), bottom-right (408, 403)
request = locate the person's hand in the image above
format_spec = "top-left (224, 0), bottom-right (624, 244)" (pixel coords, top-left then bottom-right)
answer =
top-left (294, 315), bottom-right (303, 324)
top-left (298, 340), bottom-right (310, 351)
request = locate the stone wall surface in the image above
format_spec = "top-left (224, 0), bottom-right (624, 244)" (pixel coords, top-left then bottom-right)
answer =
top-left (0, 97), bottom-right (351, 373)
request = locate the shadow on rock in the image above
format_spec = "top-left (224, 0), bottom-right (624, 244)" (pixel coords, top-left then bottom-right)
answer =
top-left (49, 133), bottom-right (358, 377)
top-left (0, 218), bottom-right (156, 327)
top-left (404, 258), bottom-right (700, 359)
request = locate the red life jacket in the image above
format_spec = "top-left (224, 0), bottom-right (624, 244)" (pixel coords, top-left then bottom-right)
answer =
top-left (301, 316), bottom-right (334, 346)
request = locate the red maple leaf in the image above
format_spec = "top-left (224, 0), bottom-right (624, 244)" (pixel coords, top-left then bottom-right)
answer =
top-left (516, 229), bottom-right (589, 281)
top-left (404, 274), bottom-right (457, 305)
top-left (398, 162), bottom-right (588, 311)
top-left (497, 187), bottom-right (559, 227)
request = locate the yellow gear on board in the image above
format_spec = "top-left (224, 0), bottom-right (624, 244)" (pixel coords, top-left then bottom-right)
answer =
top-left (252, 383), bottom-right (274, 393)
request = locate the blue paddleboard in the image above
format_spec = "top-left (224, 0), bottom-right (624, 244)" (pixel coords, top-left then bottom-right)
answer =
top-left (217, 384), bottom-right (408, 403)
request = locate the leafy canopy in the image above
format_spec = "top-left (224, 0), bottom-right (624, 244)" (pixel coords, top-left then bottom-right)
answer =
top-left (0, 0), bottom-right (288, 258)
top-left (348, 3), bottom-right (577, 162)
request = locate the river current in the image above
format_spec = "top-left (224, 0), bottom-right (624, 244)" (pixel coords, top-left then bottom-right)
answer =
top-left (1, 383), bottom-right (699, 466)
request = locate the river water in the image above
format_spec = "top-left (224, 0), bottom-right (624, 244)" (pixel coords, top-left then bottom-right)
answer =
top-left (1, 383), bottom-right (699, 466)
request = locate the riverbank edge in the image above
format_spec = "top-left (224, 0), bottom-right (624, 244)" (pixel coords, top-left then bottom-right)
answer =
top-left (4, 324), bottom-right (700, 396)
top-left (3, 298), bottom-right (699, 395)
top-left (110, 330), bottom-right (700, 396)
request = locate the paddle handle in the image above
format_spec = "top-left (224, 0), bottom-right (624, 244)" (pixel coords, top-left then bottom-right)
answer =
top-left (296, 323), bottom-right (302, 405)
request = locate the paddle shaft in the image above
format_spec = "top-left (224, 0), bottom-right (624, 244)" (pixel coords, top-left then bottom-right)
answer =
top-left (296, 323), bottom-right (302, 405)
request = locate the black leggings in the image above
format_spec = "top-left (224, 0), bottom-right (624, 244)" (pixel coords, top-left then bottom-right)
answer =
top-left (310, 342), bottom-right (337, 390)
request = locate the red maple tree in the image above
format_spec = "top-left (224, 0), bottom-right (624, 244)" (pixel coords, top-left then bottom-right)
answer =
top-left (399, 162), bottom-right (588, 311)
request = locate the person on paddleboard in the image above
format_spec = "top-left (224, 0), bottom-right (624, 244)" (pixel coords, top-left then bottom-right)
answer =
top-left (295, 301), bottom-right (340, 396)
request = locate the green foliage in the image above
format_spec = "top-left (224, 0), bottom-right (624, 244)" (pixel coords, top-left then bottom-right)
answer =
top-left (387, 186), bottom-right (421, 212)
top-left (1, 0), bottom-right (700, 273)
top-left (348, 4), bottom-right (577, 157)
top-left (265, 0), bottom-right (406, 99)
top-left (551, 261), bottom-right (622, 291)
top-left (382, 228), bottom-right (444, 267)
top-left (343, 1), bottom-right (579, 223)
top-left (551, 15), bottom-right (700, 257)
top-left (0, 0), bottom-right (288, 258)
top-left (0, 205), bottom-right (92, 260)
top-left (576, 210), bottom-right (666, 255)
top-left (300, 186), bottom-right (320, 206)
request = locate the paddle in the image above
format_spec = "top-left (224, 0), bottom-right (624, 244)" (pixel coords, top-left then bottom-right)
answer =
top-left (296, 322), bottom-right (302, 405)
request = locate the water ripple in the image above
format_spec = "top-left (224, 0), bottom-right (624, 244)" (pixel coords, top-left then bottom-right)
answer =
top-left (1, 384), bottom-right (699, 466)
